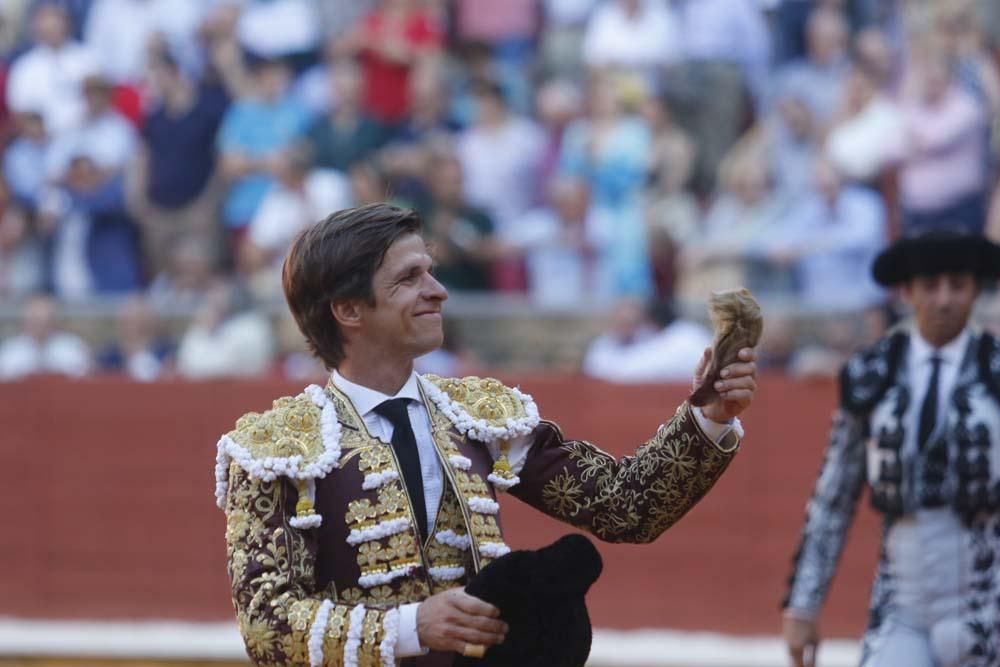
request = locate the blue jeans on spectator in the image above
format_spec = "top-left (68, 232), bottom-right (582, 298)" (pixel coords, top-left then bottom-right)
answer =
top-left (902, 191), bottom-right (987, 237)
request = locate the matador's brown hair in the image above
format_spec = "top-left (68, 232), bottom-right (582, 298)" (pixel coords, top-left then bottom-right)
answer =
top-left (282, 203), bottom-right (421, 369)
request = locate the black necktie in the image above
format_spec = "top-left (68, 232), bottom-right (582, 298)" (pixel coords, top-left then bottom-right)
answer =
top-left (917, 355), bottom-right (942, 451)
top-left (373, 398), bottom-right (428, 538)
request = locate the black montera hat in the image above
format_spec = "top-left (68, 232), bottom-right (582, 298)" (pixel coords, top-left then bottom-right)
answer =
top-left (872, 231), bottom-right (1000, 287)
top-left (454, 534), bottom-right (603, 667)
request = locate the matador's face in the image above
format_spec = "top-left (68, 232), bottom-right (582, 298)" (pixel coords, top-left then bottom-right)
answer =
top-left (360, 233), bottom-right (449, 361)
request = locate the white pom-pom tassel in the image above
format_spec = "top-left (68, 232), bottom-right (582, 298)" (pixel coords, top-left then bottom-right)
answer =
top-left (290, 514), bottom-right (323, 529)
top-left (358, 564), bottom-right (417, 588)
top-left (428, 565), bottom-right (466, 581)
top-left (346, 517), bottom-right (411, 546)
top-left (362, 470), bottom-right (399, 490)
top-left (467, 496), bottom-right (500, 515)
top-left (308, 600), bottom-right (334, 667)
top-left (343, 604), bottom-right (367, 667)
top-left (380, 608), bottom-right (400, 667)
top-left (448, 455), bottom-right (472, 470)
top-left (479, 541), bottom-right (511, 558)
top-left (487, 472), bottom-right (520, 491)
top-left (434, 529), bottom-right (472, 550)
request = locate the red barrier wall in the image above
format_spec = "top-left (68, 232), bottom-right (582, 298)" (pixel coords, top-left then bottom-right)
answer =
top-left (1, 375), bottom-right (879, 638)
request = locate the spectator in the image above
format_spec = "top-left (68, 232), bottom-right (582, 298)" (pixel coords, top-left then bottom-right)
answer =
top-left (456, 0), bottom-right (540, 113)
top-left (455, 79), bottom-right (544, 235)
top-left (392, 58), bottom-right (462, 145)
top-left (3, 111), bottom-right (50, 209)
top-left (0, 177), bottom-right (42, 298)
top-left (667, 0), bottom-right (771, 194)
top-left (582, 297), bottom-right (711, 383)
top-left (766, 92), bottom-right (822, 202)
top-left (290, 35), bottom-right (342, 115)
top-left (242, 146), bottom-right (351, 297)
top-left (5, 3), bottom-right (97, 134)
top-left (824, 63), bottom-right (904, 185)
top-left (46, 73), bottom-right (137, 182)
top-left (236, 0), bottom-right (323, 62)
top-left (216, 57), bottom-right (311, 239)
top-left (762, 159), bottom-right (887, 311)
top-left (534, 78), bottom-right (582, 192)
top-left (97, 295), bottom-right (174, 381)
top-left (176, 283), bottom-right (275, 379)
top-left (581, 0), bottom-right (681, 74)
top-left (83, 0), bottom-right (204, 85)
top-left (39, 155), bottom-right (142, 300)
top-left (774, 6), bottom-right (851, 129)
top-left (643, 92), bottom-right (699, 298)
top-left (854, 27), bottom-right (897, 92)
top-left (307, 59), bottom-right (387, 172)
top-left (339, 0), bottom-right (444, 125)
top-left (538, 0), bottom-right (598, 79)
top-left (147, 237), bottom-right (222, 311)
top-left (897, 51), bottom-right (987, 234)
top-left (560, 74), bottom-right (652, 298)
top-left (0, 0), bottom-right (30, 56)
top-left (347, 160), bottom-right (393, 207)
top-left (507, 178), bottom-right (594, 306)
top-left (0, 294), bottom-right (92, 380)
top-left (677, 152), bottom-right (785, 303)
top-left (932, 0), bottom-right (1000, 119)
top-left (421, 153), bottom-right (497, 291)
top-left (129, 48), bottom-right (229, 277)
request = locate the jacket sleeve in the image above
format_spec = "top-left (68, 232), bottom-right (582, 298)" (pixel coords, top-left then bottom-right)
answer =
top-left (509, 402), bottom-right (739, 544)
top-left (224, 464), bottom-right (398, 666)
top-left (782, 409), bottom-right (868, 614)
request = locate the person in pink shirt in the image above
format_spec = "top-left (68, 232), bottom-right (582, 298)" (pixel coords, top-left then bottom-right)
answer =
top-left (897, 54), bottom-right (987, 234)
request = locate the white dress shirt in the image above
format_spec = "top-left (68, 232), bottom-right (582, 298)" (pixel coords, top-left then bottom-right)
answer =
top-left (905, 327), bottom-right (969, 456)
top-left (331, 368), bottom-right (739, 655)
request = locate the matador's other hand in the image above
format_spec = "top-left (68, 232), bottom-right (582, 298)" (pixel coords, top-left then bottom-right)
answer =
top-left (698, 347), bottom-right (757, 424)
top-left (416, 588), bottom-right (508, 655)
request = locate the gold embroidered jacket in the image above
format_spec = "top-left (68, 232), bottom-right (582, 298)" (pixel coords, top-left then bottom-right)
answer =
top-left (215, 375), bottom-right (740, 666)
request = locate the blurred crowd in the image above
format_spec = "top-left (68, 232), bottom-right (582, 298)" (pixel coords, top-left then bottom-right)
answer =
top-left (1, 0), bottom-right (1000, 382)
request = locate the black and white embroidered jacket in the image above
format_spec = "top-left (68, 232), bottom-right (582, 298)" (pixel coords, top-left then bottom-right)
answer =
top-left (784, 327), bottom-right (1000, 664)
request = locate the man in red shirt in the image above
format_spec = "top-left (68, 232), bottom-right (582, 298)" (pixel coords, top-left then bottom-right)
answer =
top-left (339, 0), bottom-right (443, 125)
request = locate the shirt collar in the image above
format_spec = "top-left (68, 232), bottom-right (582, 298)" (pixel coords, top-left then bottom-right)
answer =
top-left (909, 326), bottom-right (970, 367)
top-left (331, 370), bottom-right (423, 417)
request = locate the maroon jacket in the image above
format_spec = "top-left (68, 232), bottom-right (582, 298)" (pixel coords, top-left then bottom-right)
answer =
top-left (216, 375), bottom-right (740, 665)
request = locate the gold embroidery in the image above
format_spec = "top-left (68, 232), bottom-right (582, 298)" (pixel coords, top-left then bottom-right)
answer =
top-left (228, 394), bottom-right (325, 466)
top-left (425, 374), bottom-right (530, 424)
top-left (339, 588), bottom-right (366, 606)
top-left (539, 404), bottom-right (736, 544)
top-left (323, 606), bottom-right (350, 666)
top-left (360, 609), bottom-right (384, 663)
top-left (346, 498), bottom-right (377, 527)
top-left (542, 471), bottom-right (584, 517)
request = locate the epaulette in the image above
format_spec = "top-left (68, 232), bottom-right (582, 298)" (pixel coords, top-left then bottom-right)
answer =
top-left (839, 331), bottom-right (909, 416)
top-left (419, 374), bottom-right (540, 443)
top-left (978, 332), bottom-right (1000, 403)
top-left (214, 385), bottom-right (341, 527)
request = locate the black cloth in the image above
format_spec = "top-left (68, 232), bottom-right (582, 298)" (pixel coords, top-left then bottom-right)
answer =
top-left (455, 534), bottom-right (603, 667)
top-left (918, 355), bottom-right (942, 451)
top-left (374, 398), bottom-right (428, 538)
